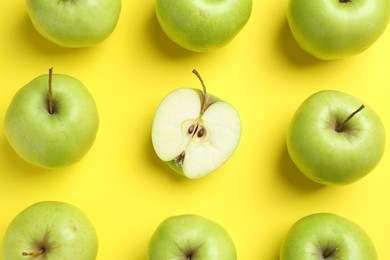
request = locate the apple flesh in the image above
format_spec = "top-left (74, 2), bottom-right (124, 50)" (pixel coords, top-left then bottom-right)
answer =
top-left (152, 70), bottom-right (241, 179)
top-left (287, 0), bottom-right (390, 60)
top-left (155, 0), bottom-right (253, 52)
top-left (287, 90), bottom-right (385, 185)
top-left (1, 201), bottom-right (98, 260)
top-left (280, 213), bottom-right (377, 260)
top-left (26, 0), bottom-right (122, 48)
top-left (4, 69), bottom-right (99, 169)
top-left (148, 214), bottom-right (237, 260)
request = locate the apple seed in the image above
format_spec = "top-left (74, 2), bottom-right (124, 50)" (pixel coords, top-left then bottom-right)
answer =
top-left (188, 124), bottom-right (206, 138)
top-left (188, 124), bottom-right (195, 134)
top-left (197, 128), bottom-right (205, 138)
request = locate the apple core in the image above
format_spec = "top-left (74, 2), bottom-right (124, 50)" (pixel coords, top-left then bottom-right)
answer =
top-left (172, 70), bottom-right (212, 169)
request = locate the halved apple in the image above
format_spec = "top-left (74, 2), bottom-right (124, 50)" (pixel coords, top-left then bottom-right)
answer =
top-left (152, 70), bottom-right (241, 179)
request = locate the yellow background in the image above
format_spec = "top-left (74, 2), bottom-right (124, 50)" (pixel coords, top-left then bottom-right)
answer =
top-left (1, 1), bottom-right (389, 259)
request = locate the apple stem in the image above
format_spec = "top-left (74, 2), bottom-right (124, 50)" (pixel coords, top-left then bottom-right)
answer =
top-left (335, 104), bottom-right (365, 132)
top-left (192, 69), bottom-right (208, 115)
top-left (48, 67), bottom-right (54, 115)
top-left (22, 248), bottom-right (45, 256)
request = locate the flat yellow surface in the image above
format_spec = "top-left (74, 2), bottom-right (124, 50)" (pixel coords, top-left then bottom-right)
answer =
top-left (1, 1), bottom-right (390, 259)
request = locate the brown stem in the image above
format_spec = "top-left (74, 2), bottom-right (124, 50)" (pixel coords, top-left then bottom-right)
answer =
top-left (335, 104), bottom-right (365, 132)
top-left (48, 67), bottom-right (54, 114)
top-left (192, 69), bottom-right (207, 115)
top-left (22, 248), bottom-right (45, 256)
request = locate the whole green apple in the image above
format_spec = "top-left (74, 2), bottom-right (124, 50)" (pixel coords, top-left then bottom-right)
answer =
top-left (151, 70), bottom-right (242, 179)
top-left (155, 0), bottom-right (253, 52)
top-left (280, 212), bottom-right (377, 260)
top-left (4, 68), bottom-right (99, 169)
top-left (1, 201), bottom-right (98, 260)
top-left (287, 90), bottom-right (385, 185)
top-left (287, 0), bottom-right (390, 60)
top-left (26, 0), bottom-right (122, 48)
top-left (148, 214), bottom-right (237, 260)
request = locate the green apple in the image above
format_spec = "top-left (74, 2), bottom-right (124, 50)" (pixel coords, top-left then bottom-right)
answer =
top-left (148, 214), bottom-right (236, 260)
top-left (155, 0), bottom-right (253, 52)
top-left (1, 201), bottom-right (98, 260)
top-left (26, 0), bottom-right (122, 48)
top-left (287, 90), bottom-right (385, 185)
top-left (287, 0), bottom-right (390, 60)
top-left (4, 68), bottom-right (99, 169)
top-left (151, 70), bottom-right (241, 179)
top-left (280, 212), bottom-right (377, 260)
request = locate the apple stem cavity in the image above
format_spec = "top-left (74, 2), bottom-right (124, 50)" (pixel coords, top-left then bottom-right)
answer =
top-left (48, 67), bottom-right (54, 115)
top-left (322, 247), bottom-right (338, 258)
top-left (335, 104), bottom-right (365, 133)
top-left (339, 0), bottom-right (351, 3)
top-left (184, 248), bottom-right (197, 260)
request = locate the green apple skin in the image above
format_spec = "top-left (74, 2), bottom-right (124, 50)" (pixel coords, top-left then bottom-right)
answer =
top-left (148, 214), bottom-right (237, 260)
top-left (155, 0), bottom-right (253, 52)
top-left (1, 201), bottom-right (98, 260)
top-left (4, 73), bottom-right (99, 169)
top-left (26, 0), bottom-right (122, 48)
top-left (287, 90), bottom-right (385, 185)
top-left (287, 0), bottom-right (390, 60)
top-left (280, 213), bottom-right (377, 260)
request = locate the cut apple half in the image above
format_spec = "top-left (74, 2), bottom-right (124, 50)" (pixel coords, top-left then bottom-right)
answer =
top-left (152, 70), bottom-right (242, 179)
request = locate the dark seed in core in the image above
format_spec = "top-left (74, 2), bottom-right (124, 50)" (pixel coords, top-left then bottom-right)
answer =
top-left (197, 128), bottom-right (205, 138)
